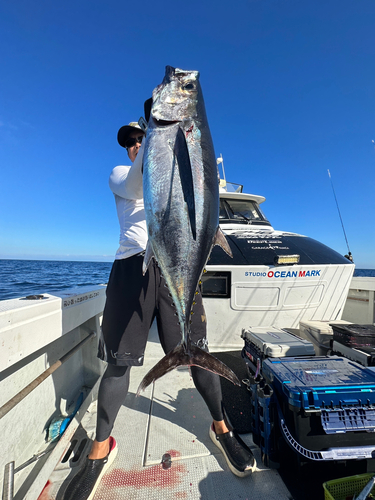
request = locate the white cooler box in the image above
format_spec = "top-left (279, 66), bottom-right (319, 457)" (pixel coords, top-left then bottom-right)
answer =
top-left (241, 326), bottom-right (315, 373)
top-left (299, 320), bottom-right (351, 356)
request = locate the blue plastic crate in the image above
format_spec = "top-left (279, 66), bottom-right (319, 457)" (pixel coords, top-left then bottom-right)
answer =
top-left (261, 356), bottom-right (375, 462)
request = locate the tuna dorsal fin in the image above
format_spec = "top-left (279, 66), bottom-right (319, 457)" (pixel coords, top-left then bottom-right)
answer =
top-left (174, 127), bottom-right (196, 240)
top-left (214, 227), bottom-right (233, 257)
top-left (142, 242), bottom-right (154, 275)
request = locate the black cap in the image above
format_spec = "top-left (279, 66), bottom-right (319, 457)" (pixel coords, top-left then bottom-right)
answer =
top-left (117, 122), bottom-right (144, 148)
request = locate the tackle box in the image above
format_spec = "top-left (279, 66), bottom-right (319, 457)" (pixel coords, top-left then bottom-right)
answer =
top-left (256, 356), bottom-right (375, 468)
top-left (332, 340), bottom-right (375, 367)
top-left (331, 324), bottom-right (375, 349)
top-left (298, 320), bottom-right (351, 356)
top-left (241, 326), bottom-right (315, 373)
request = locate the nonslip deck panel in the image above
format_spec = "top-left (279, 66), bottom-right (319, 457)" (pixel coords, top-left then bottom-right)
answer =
top-left (144, 367), bottom-right (212, 465)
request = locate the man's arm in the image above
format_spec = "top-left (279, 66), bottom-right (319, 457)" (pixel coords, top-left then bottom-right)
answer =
top-left (109, 141), bottom-right (145, 200)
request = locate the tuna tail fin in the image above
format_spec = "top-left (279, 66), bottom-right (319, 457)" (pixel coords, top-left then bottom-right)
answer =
top-left (214, 227), bottom-right (233, 257)
top-left (136, 341), bottom-right (240, 396)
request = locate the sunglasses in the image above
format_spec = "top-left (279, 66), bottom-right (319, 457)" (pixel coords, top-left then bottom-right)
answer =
top-left (125, 135), bottom-right (144, 149)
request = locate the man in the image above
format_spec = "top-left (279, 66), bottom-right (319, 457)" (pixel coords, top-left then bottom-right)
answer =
top-left (63, 117), bottom-right (256, 500)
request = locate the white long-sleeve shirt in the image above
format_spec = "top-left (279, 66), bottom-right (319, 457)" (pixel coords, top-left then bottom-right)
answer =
top-left (109, 141), bottom-right (148, 260)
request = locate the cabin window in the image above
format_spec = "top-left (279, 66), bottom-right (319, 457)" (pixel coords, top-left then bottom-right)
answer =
top-left (219, 199), bottom-right (270, 225)
top-left (201, 271), bottom-right (231, 298)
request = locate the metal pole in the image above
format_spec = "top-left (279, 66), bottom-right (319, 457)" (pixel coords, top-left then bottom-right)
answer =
top-left (2, 462), bottom-right (14, 500)
top-left (0, 332), bottom-right (95, 420)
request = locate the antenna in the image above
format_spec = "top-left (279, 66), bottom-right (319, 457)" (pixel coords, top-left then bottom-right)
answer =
top-left (327, 169), bottom-right (353, 262)
top-left (216, 154), bottom-right (226, 182)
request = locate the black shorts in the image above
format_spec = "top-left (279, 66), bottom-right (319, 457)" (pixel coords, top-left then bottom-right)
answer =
top-left (98, 254), bottom-right (208, 366)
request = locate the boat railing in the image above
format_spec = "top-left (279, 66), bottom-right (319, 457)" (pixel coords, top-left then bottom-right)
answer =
top-left (0, 286), bottom-right (106, 499)
top-left (219, 179), bottom-right (243, 193)
top-left (342, 276), bottom-right (375, 325)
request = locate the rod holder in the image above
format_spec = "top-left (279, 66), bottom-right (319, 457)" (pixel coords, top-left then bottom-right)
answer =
top-left (2, 462), bottom-right (14, 500)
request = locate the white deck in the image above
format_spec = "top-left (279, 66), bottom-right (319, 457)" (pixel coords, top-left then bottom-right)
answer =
top-left (45, 338), bottom-right (292, 500)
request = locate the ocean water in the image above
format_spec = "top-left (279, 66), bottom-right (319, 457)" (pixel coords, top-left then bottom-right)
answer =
top-left (0, 259), bottom-right (112, 301)
top-left (0, 259), bottom-right (374, 301)
top-left (354, 268), bottom-right (375, 278)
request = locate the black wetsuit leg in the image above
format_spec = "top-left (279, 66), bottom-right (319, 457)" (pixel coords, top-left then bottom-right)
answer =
top-left (96, 364), bottom-right (131, 442)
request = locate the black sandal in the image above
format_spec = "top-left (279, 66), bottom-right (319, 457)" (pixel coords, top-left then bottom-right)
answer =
top-left (62, 436), bottom-right (117, 500)
top-left (209, 424), bottom-right (256, 477)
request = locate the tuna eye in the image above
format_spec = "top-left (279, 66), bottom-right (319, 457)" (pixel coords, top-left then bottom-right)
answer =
top-left (183, 83), bottom-right (195, 90)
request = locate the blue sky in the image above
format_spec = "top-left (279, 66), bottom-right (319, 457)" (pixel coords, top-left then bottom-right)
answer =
top-left (0, 0), bottom-right (374, 268)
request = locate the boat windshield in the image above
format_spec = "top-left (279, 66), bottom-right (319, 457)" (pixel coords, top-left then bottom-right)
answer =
top-left (221, 181), bottom-right (243, 193)
top-left (219, 198), bottom-right (270, 225)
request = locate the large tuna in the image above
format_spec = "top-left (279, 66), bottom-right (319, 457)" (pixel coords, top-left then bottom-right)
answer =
top-left (137, 66), bottom-right (239, 395)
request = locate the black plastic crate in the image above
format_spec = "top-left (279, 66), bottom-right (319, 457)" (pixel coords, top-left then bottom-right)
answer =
top-left (330, 324), bottom-right (375, 349)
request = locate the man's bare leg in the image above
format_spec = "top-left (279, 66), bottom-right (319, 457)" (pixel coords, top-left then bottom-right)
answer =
top-left (89, 438), bottom-right (110, 459)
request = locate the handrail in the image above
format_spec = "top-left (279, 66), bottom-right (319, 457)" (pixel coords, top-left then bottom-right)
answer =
top-left (0, 332), bottom-right (96, 420)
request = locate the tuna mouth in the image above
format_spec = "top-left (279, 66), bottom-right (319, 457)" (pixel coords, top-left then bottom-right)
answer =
top-left (153, 118), bottom-right (180, 127)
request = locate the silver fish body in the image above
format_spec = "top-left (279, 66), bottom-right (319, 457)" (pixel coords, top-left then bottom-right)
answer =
top-left (137, 66), bottom-right (238, 394)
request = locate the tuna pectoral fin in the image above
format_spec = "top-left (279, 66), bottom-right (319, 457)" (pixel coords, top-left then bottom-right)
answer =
top-left (136, 343), bottom-right (240, 396)
top-left (174, 127), bottom-right (196, 240)
top-left (214, 227), bottom-right (233, 257)
top-left (142, 242), bottom-right (154, 275)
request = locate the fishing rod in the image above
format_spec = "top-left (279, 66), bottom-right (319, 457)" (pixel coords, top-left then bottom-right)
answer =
top-left (327, 169), bottom-right (353, 262)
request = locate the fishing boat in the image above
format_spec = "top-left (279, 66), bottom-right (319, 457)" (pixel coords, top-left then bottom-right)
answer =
top-left (0, 180), bottom-right (373, 500)
top-left (203, 178), bottom-right (355, 351)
